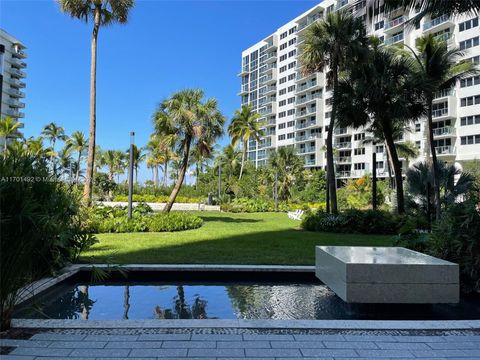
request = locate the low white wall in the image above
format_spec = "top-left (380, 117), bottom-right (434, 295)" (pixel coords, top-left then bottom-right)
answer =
top-left (99, 201), bottom-right (220, 212)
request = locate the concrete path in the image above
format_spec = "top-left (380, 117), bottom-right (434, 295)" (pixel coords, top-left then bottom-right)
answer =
top-left (1, 329), bottom-right (479, 359)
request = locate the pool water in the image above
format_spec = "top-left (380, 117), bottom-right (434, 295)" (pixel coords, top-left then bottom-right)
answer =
top-left (16, 276), bottom-right (480, 321)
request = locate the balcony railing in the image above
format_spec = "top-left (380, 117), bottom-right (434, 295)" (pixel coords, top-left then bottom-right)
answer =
top-left (239, 84), bottom-right (248, 93)
top-left (259, 74), bottom-right (276, 85)
top-left (260, 63), bottom-right (276, 73)
top-left (297, 133), bottom-right (321, 141)
top-left (296, 80), bottom-right (318, 93)
top-left (385, 32), bottom-right (404, 45)
top-left (385, 16), bottom-right (405, 30)
top-left (298, 12), bottom-right (323, 31)
top-left (336, 0), bottom-right (349, 10)
top-left (10, 68), bottom-right (26, 78)
top-left (432, 108), bottom-right (448, 118)
top-left (259, 106), bottom-right (274, 116)
top-left (433, 127), bottom-right (456, 136)
top-left (334, 128), bottom-right (348, 135)
top-left (434, 88), bottom-right (454, 99)
top-left (5, 88), bottom-right (25, 98)
top-left (296, 93), bottom-right (321, 105)
top-left (336, 156), bottom-right (352, 163)
top-left (434, 32), bottom-right (452, 43)
top-left (423, 14), bottom-right (450, 31)
top-left (260, 52), bottom-right (277, 63)
top-left (334, 142), bottom-right (352, 149)
top-left (298, 107), bottom-right (317, 116)
top-left (299, 146), bottom-right (315, 154)
top-left (336, 171), bottom-right (351, 177)
top-left (305, 158), bottom-right (316, 166)
top-left (296, 120), bottom-right (316, 129)
top-left (435, 145), bottom-right (455, 155)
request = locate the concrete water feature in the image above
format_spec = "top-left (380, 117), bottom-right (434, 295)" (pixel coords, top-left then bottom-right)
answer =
top-left (315, 246), bottom-right (459, 304)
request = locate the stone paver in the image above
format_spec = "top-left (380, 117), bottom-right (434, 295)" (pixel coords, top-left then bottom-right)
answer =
top-left (1, 329), bottom-right (479, 359)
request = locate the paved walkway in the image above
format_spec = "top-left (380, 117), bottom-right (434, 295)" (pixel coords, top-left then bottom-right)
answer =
top-left (1, 329), bottom-right (479, 359)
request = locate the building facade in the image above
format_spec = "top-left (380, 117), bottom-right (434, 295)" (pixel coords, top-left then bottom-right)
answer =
top-left (1, 29), bottom-right (27, 123)
top-left (238, 0), bottom-right (480, 180)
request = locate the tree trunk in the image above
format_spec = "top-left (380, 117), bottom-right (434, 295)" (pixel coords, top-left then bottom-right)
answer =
top-left (385, 142), bottom-right (395, 189)
top-left (83, 6), bottom-right (101, 206)
top-left (384, 131), bottom-right (405, 214)
top-left (164, 161), bottom-right (168, 186)
top-left (239, 141), bottom-right (247, 180)
top-left (427, 99), bottom-right (441, 221)
top-left (163, 139), bottom-right (191, 212)
top-left (108, 171), bottom-right (114, 200)
top-left (52, 138), bottom-right (57, 176)
top-left (327, 66), bottom-right (339, 214)
top-left (154, 166), bottom-right (159, 188)
top-left (76, 152), bottom-right (81, 185)
top-left (123, 286), bottom-right (130, 320)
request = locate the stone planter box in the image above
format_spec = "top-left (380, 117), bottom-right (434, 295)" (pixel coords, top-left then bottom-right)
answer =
top-left (315, 246), bottom-right (459, 304)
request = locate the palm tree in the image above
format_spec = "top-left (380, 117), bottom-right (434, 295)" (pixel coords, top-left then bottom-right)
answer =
top-left (268, 146), bottom-right (304, 201)
top-left (396, 140), bottom-right (420, 170)
top-left (57, 0), bottom-right (134, 205)
top-left (216, 144), bottom-right (241, 180)
top-left (68, 131), bottom-right (88, 185)
top-left (153, 89), bottom-right (224, 212)
top-left (0, 117), bottom-right (23, 157)
top-left (228, 105), bottom-right (263, 180)
top-left (24, 137), bottom-right (55, 159)
top-left (336, 41), bottom-right (424, 214)
top-left (57, 145), bottom-right (73, 180)
top-left (126, 144), bottom-right (145, 184)
top-left (400, 35), bottom-right (478, 220)
top-left (41, 122), bottom-right (67, 175)
top-left (300, 11), bottom-right (367, 214)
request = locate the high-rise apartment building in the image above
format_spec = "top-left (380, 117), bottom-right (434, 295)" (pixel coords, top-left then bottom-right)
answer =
top-left (1, 29), bottom-right (27, 123)
top-left (239, 0), bottom-right (480, 180)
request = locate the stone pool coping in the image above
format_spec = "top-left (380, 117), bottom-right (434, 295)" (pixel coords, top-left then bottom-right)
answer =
top-left (12, 264), bottom-right (480, 331)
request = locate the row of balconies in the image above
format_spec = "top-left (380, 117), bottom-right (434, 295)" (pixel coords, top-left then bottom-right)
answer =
top-left (296, 120), bottom-right (317, 129)
top-left (5, 88), bottom-right (25, 98)
top-left (3, 108), bottom-right (25, 118)
top-left (296, 92), bottom-right (321, 105)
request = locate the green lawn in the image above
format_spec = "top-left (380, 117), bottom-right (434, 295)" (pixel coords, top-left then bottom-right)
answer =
top-left (80, 211), bottom-right (394, 265)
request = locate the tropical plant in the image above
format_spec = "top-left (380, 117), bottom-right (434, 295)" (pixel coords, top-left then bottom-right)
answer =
top-left (0, 116), bottom-right (23, 157)
top-left (68, 131), bottom-right (88, 185)
top-left (153, 89), bottom-right (224, 212)
top-left (216, 144), bottom-right (241, 180)
top-left (57, 0), bottom-right (135, 204)
top-left (268, 146), bottom-right (304, 201)
top-left (41, 122), bottom-right (67, 175)
top-left (126, 144), bottom-right (145, 184)
top-left (335, 40), bottom-right (424, 214)
top-left (228, 104), bottom-right (263, 180)
top-left (400, 34), bottom-right (478, 220)
top-left (300, 11), bottom-right (367, 213)
top-left (24, 137), bottom-right (55, 159)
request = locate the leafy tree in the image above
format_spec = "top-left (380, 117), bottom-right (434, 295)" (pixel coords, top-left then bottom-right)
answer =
top-left (216, 144), bottom-right (241, 180)
top-left (0, 117), bottom-right (23, 157)
top-left (42, 122), bottom-right (67, 175)
top-left (300, 11), bottom-right (367, 213)
top-left (336, 40), bottom-right (424, 214)
top-left (57, 0), bottom-right (135, 205)
top-left (126, 144), bottom-right (145, 184)
top-left (268, 146), bottom-right (304, 201)
top-left (24, 137), bottom-right (55, 159)
top-left (401, 34), bottom-right (478, 220)
top-left (68, 131), bottom-right (88, 185)
top-left (153, 89), bottom-right (224, 212)
top-left (228, 105), bottom-right (263, 180)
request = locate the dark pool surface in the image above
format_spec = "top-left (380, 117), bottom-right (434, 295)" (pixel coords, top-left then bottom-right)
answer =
top-left (15, 273), bottom-right (480, 321)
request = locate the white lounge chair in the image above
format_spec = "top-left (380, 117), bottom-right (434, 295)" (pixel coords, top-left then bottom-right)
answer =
top-left (287, 209), bottom-right (304, 220)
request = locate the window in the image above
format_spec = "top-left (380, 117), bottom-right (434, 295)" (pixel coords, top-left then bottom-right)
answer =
top-left (354, 148), bottom-right (365, 155)
top-left (278, 134), bottom-right (286, 140)
top-left (287, 97), bottom-right (295, 104)
top-left (287, 109), bottom-right (295, 116)
top-left (460, 134), bottom-right (480, 145)
top-left (375, 145), bottom-right (384, 153)
top-left (288, 50), bottom-right (296, 58)
top-left (289, 26), bottom-right (297, 34)
top-left (287, 85), bottom-right (296, 92)
top-left (354, 133), bottom-right (365, 141)
top-left (416, 141), bottom-right (421, 149)
top-left (279, 65), bottom-right (287, 73)
top-left (280, 43), bottom-right (287, 50)
top-left (325, 98), bottom-right (333, 106)
top-left (460, 75), bottom-right (480, 88)
top-left (461, 114), bottom-right (480, 126)
top-left (287, 121), bottom-right (295, 127)
top-left (288, 73), bottom-right (296, 80)
top-left (354, 163), bottom-right (365, 170)
top-left (280, 54), bottom-right (287, 62)
top-left (288, 38), bottom-right (297, 46)
top-left (325, 111), bottom-right (331, 118)
top-left (415, 123), bottom-right (421, 132)
top-left (287, 132), bottom-right (295, 139)
top-left (279, 88), bottom-right (286, 95)
top-left (279, 77), bottom-right (287, 84)
top-left (459, 17), bottom-right (479, 32)
top-left (467, 55), bottom-right (480, 64)
top-left (374, 20), bottom-right (384, 30)
top-left (279, 111), bottom-right (286, 118)
top-left (460, 36), bottom-right (479, 50)
top-left (280, 32), bottom-right (287, 39)
top-left (376, 161), bottom-right (384, 169)
top-left (288, 61), bottom-right (296, 69)
top-left (461, 95), bottom-right (480, 107)
top-left (279, 123), bottom-right (286, 129)
top-left (279, 100), bottom-right (286, 107)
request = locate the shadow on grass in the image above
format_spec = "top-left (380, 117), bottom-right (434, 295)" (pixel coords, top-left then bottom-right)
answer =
top-left (199, 216), bottom-right (262, 224)
top-left (84, 228), bottom-right (394, 266)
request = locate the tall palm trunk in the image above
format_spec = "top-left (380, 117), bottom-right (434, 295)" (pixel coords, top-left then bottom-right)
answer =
top-left (427, 99), bottom-right (441, 221)
top-left (83, 6), bottom-right (101, 206)
top-left (123, 286), bottom-right (130, 320)
top-left (327, 65), bottom-right (339, 214)
top-left (76, 152), bottom-right (81, 185)
top-left (135, 166), bottom-right (138, 184)
top-left (385, 142), bottom-right (395, 189)
top-left (51, 138), bottom-right (57, 176)
top-left (164, 138), bottom-right (191, 212)
top-left (239, 140), bottom-right (247, 180)
top-left (164, 161), bottom-right (168, 186)
top-left (154, 166), bottom-right (159, 188)
top-left (108, 171), bottom-right (114, 200)
top-left (384, 130), bottom-right (405, 214)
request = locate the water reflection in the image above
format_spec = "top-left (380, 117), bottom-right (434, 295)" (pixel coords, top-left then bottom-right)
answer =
top-left (15, 283), bottom-right (480, 320)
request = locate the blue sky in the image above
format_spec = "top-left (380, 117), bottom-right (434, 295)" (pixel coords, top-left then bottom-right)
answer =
top-left (1, 0), bottom-right (319, 182)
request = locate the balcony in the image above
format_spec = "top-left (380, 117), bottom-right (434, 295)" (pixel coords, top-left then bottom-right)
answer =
top-left (260, 63), bottom-right (277, 74)
top-left (10, 68), bottom-right (26, 78)
top-left (435, 145), bottom-right (455, 156)
top-left (5, 88), bottom-right (25, 98)
top-left (334, 142), bottom-right (352, 149)
top-left (4, 109), bottom-right (24, 118)
top-left (434, 31), bottom-right (453, 43)
top-left (259, 104), bottom-right (276, 116)
top-left (259, 73), bottom-right (276, 85)
top-left (296, 133), bottom-right (321, 142)
top-left (384, 16), bottom-right (406, 32)
top-left (238, 84), bottom-right (249, 95)
top-left (433, 127), bottom-right (456, 137)
top-left (299, 145), bottom-right (316, 154)
top-left (305, 158), bottom-right (316, 166)
top-left (296, 120), bottom-right (316, 129)
top-left (336, 156), bottom-right (352, 164)
top-left (434, 88), bottom-right (454, 99)
top-left (5, 99), bottom-right (25, 108)
top-left (336, 0), bottom-right (349, 11)
top-left (8, 78), bottom-right (26, 88)
top-left (296, 92), bottom-right (321, 105)
top-left (12, 50), bottom-right (27, 59)
top-left (336, 171), bottom-right (351, 178)
top-left (238, 65), bottom-right (249, 76)
top-left (297, 12), bottom-right (323, 33)
top-left (297, 106), bottom-right (317, 118)
top-left (385, 32), bottom-right (404, 45)
top-left (260, 85), bottom-right (276, 96)
top-left (260, 52), bottom-right (277, 63)
top-left (10, 57), bottom-right (27, 68)
top-left (423, 14), bottom-right (453, 33)
top-left (296, 78), bottom-right (321, 94)
top-left (334, 127), bottom-right (349, 135)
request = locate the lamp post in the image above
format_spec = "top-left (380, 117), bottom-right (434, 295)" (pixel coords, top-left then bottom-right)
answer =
top-left (127, 131), bottom-right (135, 219)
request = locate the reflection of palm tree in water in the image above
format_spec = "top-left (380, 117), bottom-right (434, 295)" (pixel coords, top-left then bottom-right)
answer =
top-left (123, 286), bottom-right (130, 320)
top-left (153, 286), bottom-right (208, 319)
top-left (78, 285), bottom-right (92, 320)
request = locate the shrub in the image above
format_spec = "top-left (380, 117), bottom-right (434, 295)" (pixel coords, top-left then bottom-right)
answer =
top-left (0, 155), bottom-right (96, 329)
top-left (220, 197), bottom-right (325, 213)
top-left (429, 200), bottom-right (480, 292)
top-left (148, 212), bottom-right (203, 232)
top-left (113, 194), bottom-right (202, 203)
top-left (301, 209), bottom-right (404, 235)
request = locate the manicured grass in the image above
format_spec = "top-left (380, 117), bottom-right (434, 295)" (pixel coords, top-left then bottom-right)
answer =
top-left (80, 211), bottom-right (394, 265)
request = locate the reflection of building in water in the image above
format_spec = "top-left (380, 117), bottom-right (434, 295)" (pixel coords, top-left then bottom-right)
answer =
top-left (153, 285), bottom-right (209, 319)
top-left (227, 284), bottom-right (339, 320)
